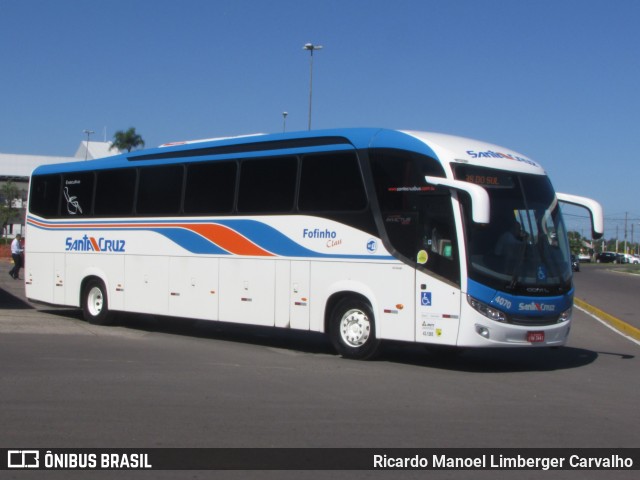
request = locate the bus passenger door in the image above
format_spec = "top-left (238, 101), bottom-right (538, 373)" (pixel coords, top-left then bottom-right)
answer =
top-left (415, 271), bottom-right (461, 345)
top-left (412, 189), bottom-right (463, 345)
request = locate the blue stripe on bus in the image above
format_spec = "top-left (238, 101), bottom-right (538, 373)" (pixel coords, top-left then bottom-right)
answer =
top-left (27, 216), bottom-right (395, 260)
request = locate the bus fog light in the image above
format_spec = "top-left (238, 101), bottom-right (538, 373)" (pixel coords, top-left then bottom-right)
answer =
top-left (475, 324), bottom-right (490, 339)
top-left (558, 307), bottom-right (572, 323)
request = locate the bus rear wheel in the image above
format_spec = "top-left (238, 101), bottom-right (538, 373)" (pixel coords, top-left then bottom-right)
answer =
top-left (82, 279), bottom-right (114, 325)
top-left (330, 298), bottom-right (381, 360)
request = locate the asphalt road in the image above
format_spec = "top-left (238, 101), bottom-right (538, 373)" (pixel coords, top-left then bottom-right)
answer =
top-left (573, 263), bottom-right (640, 331)
top-left (0, 260), bottom-right (638, 480)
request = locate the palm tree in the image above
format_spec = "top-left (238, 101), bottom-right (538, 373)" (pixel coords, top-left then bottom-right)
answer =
top-left (110, 127), bottom-right (145, 153)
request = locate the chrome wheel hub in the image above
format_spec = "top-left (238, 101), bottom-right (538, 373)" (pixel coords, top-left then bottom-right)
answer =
top-left (340, 308), bottom-right (371, 347)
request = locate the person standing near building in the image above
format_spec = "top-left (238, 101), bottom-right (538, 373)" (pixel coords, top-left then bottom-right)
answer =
top-left (8, 233), bottom-right (24, 280)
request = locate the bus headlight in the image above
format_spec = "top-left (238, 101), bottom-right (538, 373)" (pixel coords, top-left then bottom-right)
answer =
top-left (467, 295), bottom-right (508, 323)
top-left (558, 307), bottom-right (572, 323)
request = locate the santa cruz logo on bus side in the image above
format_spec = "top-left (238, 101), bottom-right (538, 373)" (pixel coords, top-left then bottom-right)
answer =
top-left (65, 234), bottom-right (126, 252)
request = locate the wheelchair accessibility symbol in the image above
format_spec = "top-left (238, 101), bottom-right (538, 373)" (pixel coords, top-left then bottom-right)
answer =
top-left (421, 292), bottom-right (432, 306)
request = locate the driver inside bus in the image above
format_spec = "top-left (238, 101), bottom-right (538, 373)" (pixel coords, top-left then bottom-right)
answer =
top-left (494, 219), bottom-right (527, 272)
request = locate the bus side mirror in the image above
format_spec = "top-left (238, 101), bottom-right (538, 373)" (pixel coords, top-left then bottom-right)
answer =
top-left (425, 176), bottom-right (490, 224)
top-left (556, 192), bottom-right (604, 239)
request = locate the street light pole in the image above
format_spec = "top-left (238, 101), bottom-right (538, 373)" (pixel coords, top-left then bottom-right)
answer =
top-left (83, 129), bottom-right (95, 160)
top-left (303, 43), bottom-right (322, 130)
top-left (282, 112), bottom-right (288, 132)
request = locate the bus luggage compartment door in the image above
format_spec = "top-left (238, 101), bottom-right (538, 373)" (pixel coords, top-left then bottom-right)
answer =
top-left (219, 258), bottom-right (275, 327)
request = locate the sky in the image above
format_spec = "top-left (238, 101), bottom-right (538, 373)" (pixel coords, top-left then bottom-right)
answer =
top-left (1, 0), bottom-right (639, 241)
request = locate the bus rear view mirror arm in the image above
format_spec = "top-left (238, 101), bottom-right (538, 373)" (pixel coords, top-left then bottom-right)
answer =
top-left (556, 192), bottom-right (604, 239)
top-left (425, 176), bottom-right (490, 224)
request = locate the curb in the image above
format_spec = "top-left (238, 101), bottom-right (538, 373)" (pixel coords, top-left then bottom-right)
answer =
top-left (574, 297), bottom-right (640, 342)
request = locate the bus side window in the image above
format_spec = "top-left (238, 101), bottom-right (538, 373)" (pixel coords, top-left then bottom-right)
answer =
top-left (299, 152), bottom-right (367, 211)
top-left (184, 161), bottom-right (236, 215)
top-left (238, 156), bottom-right (297, 213)
top-left (383, 212), bottom-right (418, 257)
top-left (94, 168), bottom-right (136, 216)
top-left (29, 174), bottom-right (61, 218)
top-left (136, 165), bottom-right (183, 216)
top-left (370, 148), bottom-right (459, 284)
top-left (61, 172), bottom-right (94, 217)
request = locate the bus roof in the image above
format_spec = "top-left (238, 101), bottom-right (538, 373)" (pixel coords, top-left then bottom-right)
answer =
top-left (401, 130), bottom-right (544, 175)
top-left (31, 128), bottom-right (546, 176)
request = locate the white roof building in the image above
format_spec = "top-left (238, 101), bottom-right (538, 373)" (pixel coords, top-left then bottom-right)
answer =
top-left (0, 141), bottom-right (120, 180)
top-left (74, 140), bottom-right (120, 161)
top-left (0, 152), bottom-right (77, 179)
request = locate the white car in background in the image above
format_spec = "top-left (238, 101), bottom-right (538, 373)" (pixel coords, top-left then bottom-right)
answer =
top-left (619, 253), bottom-right (640, 264)
top-left (578, 253), bottom-right (591, 262)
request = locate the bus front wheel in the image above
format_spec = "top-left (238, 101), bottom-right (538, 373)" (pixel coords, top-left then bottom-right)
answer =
top-left (82, 279), bottom-right (113, 325)
top-left (330, 298), bottom-right (381, 360)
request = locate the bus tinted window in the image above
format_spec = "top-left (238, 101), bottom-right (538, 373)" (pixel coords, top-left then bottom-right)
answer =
top-left (370, 149), bottom-right (459, 285)
top-left (94, 168), bottom-right (136, 216)
top-left (370, 149), bottom-right (446, 211)
top-left (29, 174), bottom-right (61, 217)
top-left (137, 165), bottom-right (184, 215)
top-left (299, 152), bottom-right (367, 211)
top-left (61, 172), bottom-right (94, 217)
top-left (238, 156), bottom-right (297, 213)
top-left (184, 161), bottom-right (236, 214)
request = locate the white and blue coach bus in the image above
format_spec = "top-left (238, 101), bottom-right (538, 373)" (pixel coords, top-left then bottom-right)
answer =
top-left (25, 129), bottom-right (603, 359)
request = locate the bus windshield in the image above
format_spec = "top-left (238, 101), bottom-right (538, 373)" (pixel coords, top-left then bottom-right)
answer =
top-left (454, 165), bottom-right (572, 294)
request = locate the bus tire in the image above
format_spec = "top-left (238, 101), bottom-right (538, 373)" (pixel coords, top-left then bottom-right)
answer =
top-left (82, 278), bottom-right (113, 325)
top-left (330, 298), bottom-right (381, 360)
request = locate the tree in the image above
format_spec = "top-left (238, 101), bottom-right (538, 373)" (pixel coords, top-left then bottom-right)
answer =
top-left (110, 127), bottom-right (145, 153)
top-left (567, 231), bottom-right (584, 254)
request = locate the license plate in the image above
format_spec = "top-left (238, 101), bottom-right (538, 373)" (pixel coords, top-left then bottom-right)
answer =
top-left (527, 331), bottom-right (545, 343)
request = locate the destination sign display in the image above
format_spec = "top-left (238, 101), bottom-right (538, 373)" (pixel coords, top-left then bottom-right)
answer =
top-left (454, 166), bottom-right (514, 188)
